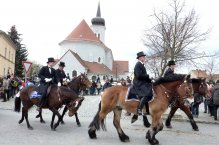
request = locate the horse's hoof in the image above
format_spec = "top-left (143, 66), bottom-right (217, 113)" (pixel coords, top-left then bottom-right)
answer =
top-left (144, 122), bottom-right (151, 128)
top-left (40, 120), bottom-right (46, 124)
top-left (28, 126), bottom-right (33, 130)
top-left (51, 127), bottom-right (56, 131)
top-left (61, 121), bottom-right (65, 124)
top-left (18, 120), bottom-right (23, 124)
top-left (54, 123), bottom-right (59, 129)
top-left (193, 128), bottom-right (199, 131)
top-left (146, 131), bottom-right (151, 140)
top-left (119, 134), bottom-right (130, 142)
top-left (166, 125), bottom-right (172, 129)
top-left (88, 129), bottom-right (97, 139)
top-left (36, 114), bottom-right (40, 118)
top-left (77, 123), bottom-right (81, 127)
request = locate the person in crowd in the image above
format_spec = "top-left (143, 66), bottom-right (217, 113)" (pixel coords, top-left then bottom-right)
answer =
top-left (133, 51), bottom-right (152, 115)
top-left (102, 79), bottom-right (112, 91)
top-left (56, 62), bottom-right (66, 86)
top-left (110, 76), bottom-right (114, 83)
top-left (96, 75), bottom-right (100, 82)
top-left (37, 57), bottom-right (61, 111)
top-left (1, 77), bottom-right (9, 102)
top-left (192, 93), bottom-right (204, 118)
top-left (96, 80), bottom-right (102, 95)
top-left (212, 80), bottom-right (219, 120)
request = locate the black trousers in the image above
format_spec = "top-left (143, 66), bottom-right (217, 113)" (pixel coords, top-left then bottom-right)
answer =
top-left (38, 83), bottom-right (50, 105)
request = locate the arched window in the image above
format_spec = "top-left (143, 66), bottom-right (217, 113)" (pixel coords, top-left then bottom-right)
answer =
top-left (97, 33), bottom-right (100, 39)
top-left (98, 57), bottom-right (101, 63)
top-left (91, 75), bottom-right (96, 81)
top-left (72, 70), bottom-right (77, 78)
top-left (103, 76), bottom-right (106, 80)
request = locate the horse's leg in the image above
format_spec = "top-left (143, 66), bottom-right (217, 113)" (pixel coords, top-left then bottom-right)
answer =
top-left (60, 106), bottom-right (68, 124)
top-left (113, 107), bottom-right (129, 142)
top-left (180, 105), bottom-right (199, 131)
top-left (23, 106), bottom-right (33, 130)
top-left (143, 115), bottom-right (151, 127)
top-left (74, 112), bottom-right (81, 127)
top-left (50, 108), bottom-right (62, 130)
top-left (18, 106), bottom-right (25, 124)
top-left (50, 113), bottom-right (56, 130)
top-left (146, 112), bottom-right (163, 145)
top-left (131, 114), bottom-right (138, 123)
top-left (88, 102), bottom-right (109, 139)
top-left (38, 110), bottom-right (46, 123)
top-left (165, 106), bottom-right (178, 128)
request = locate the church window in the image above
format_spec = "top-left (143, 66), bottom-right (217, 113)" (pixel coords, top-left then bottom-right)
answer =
top-left (98, 57), bottom-right (101, 63)
top-left (103, 76), bottom-right (106, 80)
top-left (97, 33), bottom-right (100, 39)
top-left (72, 70), bottom-right (77, 78)
top-left (91, 75), bottom-right (96, 81)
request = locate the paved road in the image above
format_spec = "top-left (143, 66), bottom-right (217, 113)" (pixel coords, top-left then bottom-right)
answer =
top-left (0, 95), bottom-right (218, 145)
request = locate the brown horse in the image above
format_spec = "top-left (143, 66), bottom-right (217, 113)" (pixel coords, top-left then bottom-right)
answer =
top-left (35, 74), bottom-right (92, 126)
top-left (88, 75), bottom-right (193, 145)
top-left (14, 84), bottom-right (84, 130)
top-left (131, 78), bottom-right (208, 131)
top-left (165, 78), bottom-right (208, 131)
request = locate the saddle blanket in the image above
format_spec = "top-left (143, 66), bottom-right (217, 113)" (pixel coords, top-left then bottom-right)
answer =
top-left (30, 91), bottom-right (42, 99)
top-left (125, 87), bottom-right (154, 103)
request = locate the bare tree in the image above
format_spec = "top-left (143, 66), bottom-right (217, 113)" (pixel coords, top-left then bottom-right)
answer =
top-left (143, 0), bottom-right (210, 77)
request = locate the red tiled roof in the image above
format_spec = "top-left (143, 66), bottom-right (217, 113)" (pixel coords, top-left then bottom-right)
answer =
top-left (56, 49), bottom-right (114, 75)
top-left (84, 61), bottom-right (114, 75)
top-left (210, 74), bottom-right (219, 78)
top-left (112, 61), bottom-right (129, 74)
top-left (190, 70), bottom-right (208, 78)
top-left (64, 20), bottom-right (101, 43)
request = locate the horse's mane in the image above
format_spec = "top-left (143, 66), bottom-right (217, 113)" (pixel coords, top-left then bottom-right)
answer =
top-left (58, 86), bottom-right (78, 98)
top-left (191, 78), bottom-right (202, 83)
top-left (153, 74), bottom-right (186, 86)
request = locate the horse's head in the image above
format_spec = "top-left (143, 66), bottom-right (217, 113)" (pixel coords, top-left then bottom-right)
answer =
top-left (67, 97), bottom-right (84, 117)
top-left (80, 73), bottom-right (92, 88)
top-left (176, 74), bottom-right (193, 99)
top-left (62, 78), bottom-right (71, 86)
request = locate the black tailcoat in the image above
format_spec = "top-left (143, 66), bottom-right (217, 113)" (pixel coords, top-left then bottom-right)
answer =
top-left (164, 67), bottom-right (174, 77)
top-left (56, 69), bottom-right (66, 85)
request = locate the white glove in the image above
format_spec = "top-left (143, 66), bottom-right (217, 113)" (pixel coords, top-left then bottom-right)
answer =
top-left (45, 78), bottom-right (52, 82)
top-left (58, 82), bottom-right (61, 87)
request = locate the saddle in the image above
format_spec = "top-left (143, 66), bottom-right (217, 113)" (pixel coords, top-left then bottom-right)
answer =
top-left (31, 85), bottom-right (52, 99)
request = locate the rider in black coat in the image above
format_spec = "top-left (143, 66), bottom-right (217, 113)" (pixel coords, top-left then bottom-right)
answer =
top-left (164, 60), bottom-right (176, 77)
top-left (133, 51), bottom-right (152, 115)
top-left (56, 62), bottom-right (66, 86)
top-left (38, 57), bottom-right (60, 110)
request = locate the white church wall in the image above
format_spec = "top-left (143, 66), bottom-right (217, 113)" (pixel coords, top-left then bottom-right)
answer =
top-left (60, 41), bottom-right (113, 69)
top-left (105, 50), bottom-right (113, 70)
top-left (53, 51), bottom-right (87, 79)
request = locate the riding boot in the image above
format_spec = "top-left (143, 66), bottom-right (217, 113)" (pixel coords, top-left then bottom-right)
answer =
top-left (137, 97), bottom-right (147, 115)
top-left (145, 102), bottom-right (150, 115)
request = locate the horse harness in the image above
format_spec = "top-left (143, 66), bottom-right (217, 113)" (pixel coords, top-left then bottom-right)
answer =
top-left (159, 81), bottom-right (191, 107)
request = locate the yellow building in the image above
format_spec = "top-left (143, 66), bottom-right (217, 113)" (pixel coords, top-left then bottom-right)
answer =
top-left (0, 30), bottom-right (16, 77)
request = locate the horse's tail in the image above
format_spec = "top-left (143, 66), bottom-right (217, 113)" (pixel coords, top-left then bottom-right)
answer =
top-left (14, 96), bottom-right (21, 112)
top-left (89, 101), bottom-right (106, 131)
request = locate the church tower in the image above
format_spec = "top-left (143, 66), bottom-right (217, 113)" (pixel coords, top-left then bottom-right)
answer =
top-left (90, 2), bottom-right (106, 43)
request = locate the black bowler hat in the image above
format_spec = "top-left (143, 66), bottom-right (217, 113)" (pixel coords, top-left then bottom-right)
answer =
top-left (59, 61), bottom-right (65, 67)
top-left (47, 57), bottom-right (55, 63)
top-left (136, 51), bottom-right (146, 59)
top-left (167, 60), bottom-right (176, 66)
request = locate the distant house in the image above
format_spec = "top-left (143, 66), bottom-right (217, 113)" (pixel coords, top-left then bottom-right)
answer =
top-left (54, 3), bottom-right (129, 81)
top-left (190, 70), bottom-right (208, 79)
top-left (209, 74), bottom-right (219, 82)
top-left (0, 30), bottom-right (16, 77)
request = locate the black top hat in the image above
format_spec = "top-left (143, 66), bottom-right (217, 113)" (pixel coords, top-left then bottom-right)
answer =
top-left (47, 57), bottom-right (55, 63)
top-left (136, 51), bottom-right (146, 59)
top-left (167, 60), bottom-right (176, 66)
top-left (59, 61), bottom-right (65, 67)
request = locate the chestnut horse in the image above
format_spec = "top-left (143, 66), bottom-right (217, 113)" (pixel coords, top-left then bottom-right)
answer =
top-left (35, 74), bottom-right (92, 126)
top-left (14, 85), bottom-right (84, 130)
top-left (165, 78), bottom-right (208, 131)
top-left (131, 78), bottom-right (208, 131)
top-left (88, 75), bottom-right (193, 145)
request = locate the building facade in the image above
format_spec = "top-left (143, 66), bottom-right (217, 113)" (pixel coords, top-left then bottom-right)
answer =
top-left (0, 30), bottom-right (16, 77)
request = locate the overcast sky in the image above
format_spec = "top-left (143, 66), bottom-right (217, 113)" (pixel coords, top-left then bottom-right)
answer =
top-left (0, 0), bottom-right (218, 72)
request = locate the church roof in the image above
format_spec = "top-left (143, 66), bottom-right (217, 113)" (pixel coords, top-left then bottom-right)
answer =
top-left (57, 49), bottom-right (114, 75)
top-left (113, 61), bottom-right (129, 74)
top-left (63, 19), bottom-right (101, 43)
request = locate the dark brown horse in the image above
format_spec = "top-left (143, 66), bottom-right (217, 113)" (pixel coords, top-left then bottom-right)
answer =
top-left (35, 74), bottom-right (92, 126)
top-left (165, 78), bottom-right (208, 131)
top-left (14, 84), bottom-right (84, 130)
top-left (131, 78), bottom-right (208, 131)
top-left (88, 75), bottom-right (193, 145)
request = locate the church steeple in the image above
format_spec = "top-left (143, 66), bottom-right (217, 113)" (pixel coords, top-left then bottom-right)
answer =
top-left (91, 2), bottom-right (105, 26)
top-left (90, 2), bottom-right (106, 43)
